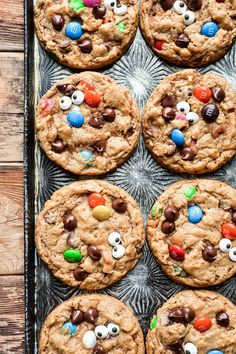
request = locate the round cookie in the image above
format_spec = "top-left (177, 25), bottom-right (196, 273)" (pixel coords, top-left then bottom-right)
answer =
top-left (39, 293), bottom-right (145, 354)
top-left (146, 290), bottom-right (236, 354)
top-left (34, 0), bottom-right (138, 69)
top-left (142, 70), bottom-right (236, 174)
top-left (36, 72), bottom-right (140, 175)
top-left (35, 180), bottom-right (145, 289)
top-left (147, 179), bottom-right (236, 287)
top-left (140, 0), bottom-right (236, 67)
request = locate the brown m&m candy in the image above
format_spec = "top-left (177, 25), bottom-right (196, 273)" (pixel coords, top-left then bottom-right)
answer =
top-left (216, 311), bottom-right (229, 327)
top-left (161, 220), bottom-right (175, 234)
top-left (211, 87), bottom-right (225, 103)
top-left (201, 103), bottom-right (219, 123)
top-left (202, 245), bottom-right (217, 262)
top-left (51, 14), bottom-right (65, 31)
top-left (162, 107), bottom-right (176, 121)
top-left (93, 344), bottom-right (105, 354)
top-left (63, 213), bottom-right (77, 231)
top-left (78, 39), bottom-right (93, 53)
top-left (112, 198), bottom-right (127, 213)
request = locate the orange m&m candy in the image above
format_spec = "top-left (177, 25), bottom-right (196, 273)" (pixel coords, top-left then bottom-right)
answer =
top-left (221, 223), bottom-right (236, 240)
top-left (193, 87), bottom-right (212, 103)
top-left (80, 80), bottom-right (94, 91)
top-left (84, 90), bottom-right (102, 108)
top-left (194, 317), bottom-right (212, 332)
top-left (88, 193), bottom-right (105, 208)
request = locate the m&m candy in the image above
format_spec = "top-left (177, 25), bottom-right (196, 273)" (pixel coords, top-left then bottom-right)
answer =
top-left (194, 317), bottom-right (212, 332)
top-left (201, 22), bottom-right (219, 37)
top-left (170, 129), bottom-right (185, 146)
top-left (221, 223), bottom-right (236, 240)
top-left (65, 21), bottom-right (83, 40)
top-left (67, 110), bottom-right (84, 128)
top-left (188, 205), bottom-right (203, 223)
top-left (84, 90), bottom-right (102, 107)
top-left (88, 193), bottom-right (105, 208)
top-left (193, 87), bottom-right (212, 103)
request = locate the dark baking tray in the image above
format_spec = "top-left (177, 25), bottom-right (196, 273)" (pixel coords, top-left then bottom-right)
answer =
top-left (24, 1), bottom-right (236, 352)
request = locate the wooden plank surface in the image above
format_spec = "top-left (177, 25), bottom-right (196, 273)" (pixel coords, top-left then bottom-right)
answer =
top-left (0, 276), bottom-right (24, 353)
top-left (0, 0), bottom-right (24, 51)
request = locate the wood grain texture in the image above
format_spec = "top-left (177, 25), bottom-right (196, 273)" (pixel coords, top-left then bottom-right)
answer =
top-left (0, 276), bottom-right (24, 353)
top-left (0, 0), bottom-right (24, 51)
top-left (0, 166), bottom-right (24, 275)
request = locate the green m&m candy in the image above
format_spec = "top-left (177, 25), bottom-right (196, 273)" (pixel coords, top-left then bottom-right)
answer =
top-left (184, 185), bottom-right (197, 198)
top-left (150, 316), bottom-right (158, 329)
top-left (64, 249), bottom-right (83, 263)
top-left (117, 23), bottom-right (126, 31)
top-left (69, 0), bottom-right (85, 10)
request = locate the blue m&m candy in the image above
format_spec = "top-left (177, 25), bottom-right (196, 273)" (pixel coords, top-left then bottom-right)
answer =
top-left (207, 351), bottom-right (224, 354)
top-left (67, 109), bottom-right (84, 128)
top-left (65, 21), bottom-right (83, 40)
top-left (62, 321), bottom-right (77, 335)
top-left (201, 22), bottom-right (219, 37)
top-left (170, 129), bottom-right (185, 146)
top-left (80, 150), bottom-right (94, 163)
top-left (188, 205), bottom-right (203, 223)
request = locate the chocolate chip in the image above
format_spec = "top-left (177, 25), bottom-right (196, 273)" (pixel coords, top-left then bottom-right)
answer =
top-left (161, 94), bottom-right (176, 107)
top-left (52, 139), bottom-right (64, 153)
top-left (201, 103), bottom-right (219, 123)
top-left (92, 5), bottom-right (106, 19)
top-left (58, 42), bottom-right (71, 51)
top-left (63, 213), bottom-right (77, 231)
top-left (91, 138), bottom-right (107, 153)
top-left (66, 232), bottom-right (78, 248)
top-left (216, 311), bottom-right (229, 327)
top-left (186, 0), bottom-right (202, 10)
top-left (73, 267), bottom-right (89, 281)
top-left (161, 220), bottom-right (175, 234)
top-left (182, 307), bottom-right (195, 323)
top-left (168, 339), bottom-right (184, 353)
top-left (93, 344), bottom-right (105, 354)
top-left (160, 0), bottom-right (175, 10)
top-left (211, 87), bottom-right (225, 103)
top-left (57, 83), bottom-right (75, 96)
top-left (51, 14), bottom-right (65, 31)
top-left (176, 33), bottom-right (190, 48)
top-left (88, 114), bottom-right (105, 129)
top-left (71, 309), bottom-right (84, 324)
top-left (88, 245), bottom-right (101, 260)
top-left (232, 210), bottom-right (236, 224)
top-left (126, 126), bottom-right (135, 136)
top-left (164, 205), bottom-right (179, 222)
top-left (180, 147), bottom-right (195, 161)
top-left (103, 107), bottom-right (116, 122)
top-left (112, 198), bottom-right (127, 213)
top-left (166, 142), bottom-right (177, 156)
top-left (84, 308), bottom-right (98, 324)
top-left (78, 39), bottom-right (92, 53)
top-left (162, 107), bottom-right (176, 121)
top-left (168, 307), bottom-right (185, 323)
top-left (202, 245), bottom-right (217, 262)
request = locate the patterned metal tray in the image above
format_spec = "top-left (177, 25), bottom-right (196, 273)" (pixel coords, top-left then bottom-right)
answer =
top-left (24, 1), bottom-right (236, 352)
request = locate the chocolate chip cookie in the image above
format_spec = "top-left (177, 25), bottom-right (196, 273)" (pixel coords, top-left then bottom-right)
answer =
top-left (140, 0), bottom-right (236, 67)
top-left (142, 70), bottom-right (236, 174)
top-left (39, 293), bottom-right (145, 354)
top-left (34, 0), bottom-right (138, 69)
top-left (146, 290), bottom-right (236, 354)
top-left (36, 72), bottom-right (140, 175)
top-left (35, 180), bottom-right (145, 289)
top-left (147, 179), bottom-right (236, 287)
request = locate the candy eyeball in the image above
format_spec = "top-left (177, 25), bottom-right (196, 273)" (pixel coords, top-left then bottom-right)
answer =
top-left (83, 330), bottom-right (97, 349)
top-left (184, 342), bottom-right (198, 354)
top-left (182, 10), bottom-right (195, 25)
top-left (104, 0), bottom-right (116, 9)
top-left (112, 244), bottom-right (126, 259)
top-left (114, 4), bottom-right (127, 15)
top-left (176, 101), bottom-right (190, 114)
top-left (95, 325), bottom-right (109, 339)
top-left (60, 96), bottom-right (72, 110)
top-left (107, 323), bottom-right (120, 336)
top-left (108, 231), bottom-right (121, 246)
top-left (229, 247), bottom-right (236, 262)
top-left (173, 0), bottom-right (187, 14)
top-left (219, 238), bottom-right (232, 253)
top-left (186, 112), bottom-right (199, 124)
top-left (72, 90), bottom-right (84, 105)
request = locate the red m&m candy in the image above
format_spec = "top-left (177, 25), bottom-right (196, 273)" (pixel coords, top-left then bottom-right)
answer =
top-left (84, 90), bottom-right (102, 108)
top-left (169, 245), bottom-right (185, 261)
top-left (193, 87), bottom-right (212, 103)
top-left (88, 193), bottom-right (105, 208)
top-left (194, 317), bottom-right (212, 332)
top-left (80, 80), bottom-right (94, 91)
top-left (221, 223), bottom-right (236, 240)
top-left (154, 40), bottom-right (165, 51)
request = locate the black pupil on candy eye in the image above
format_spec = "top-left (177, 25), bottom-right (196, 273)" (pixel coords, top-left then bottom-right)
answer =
top-left (185, 15), bottom-right (189, 20)
top-left (114, 247), bottom-right (118, 251)
top-left (112, 328), bottom-right (117, 333)
top-left (98, 332), bottom-right (102, 337)
top-left (227, 244), bottom-right (231, 249)
top-left (111, 2), bottom-right (115, 6)
top-left (180, 108), bottom-right (184, 112)
top-left (180, 2), bottom-right (184, 7)
top-left (234, 251), bottom-right (236, 255)
top-left (73, 95), bottom-right (76, 99)
top-left (61, 99), bottom-right (64, 103)
top-left (186, 351), bottom-right (191, 354)
top-left (115, 238), bottom-right (119, 242)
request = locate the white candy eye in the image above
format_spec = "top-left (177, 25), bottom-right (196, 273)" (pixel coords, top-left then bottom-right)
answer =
top-left (83, 331), bottom-right (97, 349)
top-left (114, 4), bottom-right (127, 15)
top-left (176, 101), bottom-right (190, 114)
top-left (186, 112), bottom-right (199, 124)
top-left (219, 238), bottom-right (232, 253)
top-left (107, 323), bottom-right (120, 336)
top-left (72, 90), bottom-right (84, 105)
top-left (60, 96), bottom-right (72, 110)
top-left (229, 247), bottom-right (236, 262)
top-left (173, 1), bottom-right (187, 14)
top-left (112, 244), bottom-right (125, 259)
top-left (108, 231), bottom-right (121, 246)
top-left (184, 342), bottom-right (198, 354)
top-left (95, 325), bottom-right (109, 339)
top-left (104, 0), bottom-right (116, 9)
top-left (182, 10), bottom-right (195, 25)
